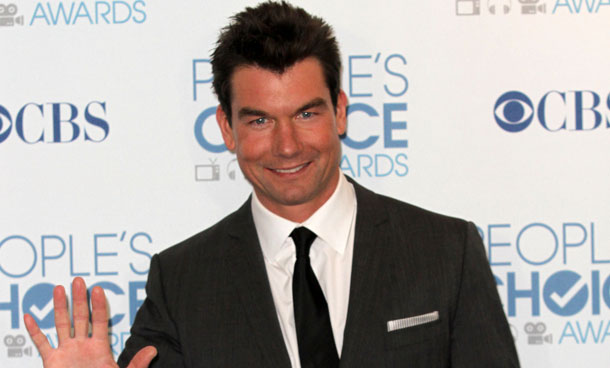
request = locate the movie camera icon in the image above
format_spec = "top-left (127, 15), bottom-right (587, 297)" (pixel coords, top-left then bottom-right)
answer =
top-left (4, 334), bottom-right (32, 358)
top-left (524, 322), bottom-right (552, 345)
top-left (0, 3), bottom-right (24, 27)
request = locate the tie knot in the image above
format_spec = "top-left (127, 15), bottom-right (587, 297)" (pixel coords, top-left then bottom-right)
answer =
top-left (290, 227), bottom-right (317, 259)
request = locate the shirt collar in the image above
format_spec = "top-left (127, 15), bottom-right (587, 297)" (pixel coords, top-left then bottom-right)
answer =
top-left (252, 173), bottom-right (356, 263)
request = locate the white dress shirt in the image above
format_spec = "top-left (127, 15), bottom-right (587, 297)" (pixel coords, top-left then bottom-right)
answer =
top-left (251, 173), bottom-right (357, 368)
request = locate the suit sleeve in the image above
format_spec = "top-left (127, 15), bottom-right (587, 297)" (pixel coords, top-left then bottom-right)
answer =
top-left (450, 222), bottom-right (520, 367)
top-left (118, 254), bottom-right (185, 368)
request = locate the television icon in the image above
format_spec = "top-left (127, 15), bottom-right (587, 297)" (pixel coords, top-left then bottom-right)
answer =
top-left (195, 159), bottom-right (220, 181)
top-left (456, 0), bottom-right (481, 15)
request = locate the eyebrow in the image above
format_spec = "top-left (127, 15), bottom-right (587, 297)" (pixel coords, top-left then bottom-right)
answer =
top-left (236, 97), bottom-right (328, 120)
top-left (237, 107), bottom-right (268, 120)
top-left (295, 98), bottom-right (327, 114)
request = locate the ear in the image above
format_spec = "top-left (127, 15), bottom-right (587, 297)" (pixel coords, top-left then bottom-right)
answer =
top-left (335, 89), bottom-right (348, 136)
top-left (216, 105), bottom-right (236, 152)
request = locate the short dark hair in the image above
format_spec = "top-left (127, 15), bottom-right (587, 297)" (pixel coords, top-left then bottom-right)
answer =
top-left (211, 1), bottom-right (341, 124)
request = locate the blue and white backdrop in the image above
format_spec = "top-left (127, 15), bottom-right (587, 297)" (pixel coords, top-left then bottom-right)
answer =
top-left (1, 1), bottom-right (609, 366)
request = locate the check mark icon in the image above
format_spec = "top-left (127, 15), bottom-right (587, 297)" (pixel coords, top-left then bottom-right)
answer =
top-left (549, 278), bottom-right (587, 309)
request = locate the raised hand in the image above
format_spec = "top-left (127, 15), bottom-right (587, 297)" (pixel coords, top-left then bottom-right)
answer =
top-left (24, 277), bottom-right (157, 368)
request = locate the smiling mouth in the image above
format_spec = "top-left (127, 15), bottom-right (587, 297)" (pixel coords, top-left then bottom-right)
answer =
top-left (271, 162), bottom-right (309, 174)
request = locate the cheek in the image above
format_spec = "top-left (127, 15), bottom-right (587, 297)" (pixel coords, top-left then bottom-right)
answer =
top-left (235, 136), bottom-right (265, 163)
top-left (323, 139), bottom-right (343, 166)
top-left (316, 132), bottom-right (341, 153)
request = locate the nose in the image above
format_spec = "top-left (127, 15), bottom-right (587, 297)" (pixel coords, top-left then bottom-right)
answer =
top-left (271, 119), bottom-right (301, 158)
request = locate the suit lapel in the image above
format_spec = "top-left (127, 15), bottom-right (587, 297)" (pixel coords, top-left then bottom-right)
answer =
top-left (224, 199), bottom-right (291, 367)
top-left (340, 179), bottom-right (390, 365)
top-left (220, 179), bottom-right (390, 367)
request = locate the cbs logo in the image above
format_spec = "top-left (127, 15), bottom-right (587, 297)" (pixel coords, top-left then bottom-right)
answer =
top-left (494, 90), bottom-right (610, 132)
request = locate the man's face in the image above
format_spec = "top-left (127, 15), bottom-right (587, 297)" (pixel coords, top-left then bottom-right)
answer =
top-left (216, 57), bottom-right (347, 222)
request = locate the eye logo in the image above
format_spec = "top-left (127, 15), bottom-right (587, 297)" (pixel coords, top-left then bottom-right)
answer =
top-left (0, 105), bottom-right (11, 143)
top-left (494, 91), bottom-right (534, 133)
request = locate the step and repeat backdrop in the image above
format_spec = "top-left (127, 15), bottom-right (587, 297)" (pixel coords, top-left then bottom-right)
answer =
top-left (1, 0), bottom-right (609, 366)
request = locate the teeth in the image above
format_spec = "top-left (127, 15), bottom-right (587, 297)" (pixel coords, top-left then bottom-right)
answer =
top-left (274, 163), bottom-right (306, 174)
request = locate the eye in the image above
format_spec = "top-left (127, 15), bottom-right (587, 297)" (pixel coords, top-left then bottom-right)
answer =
top-left (299, 111), bottom-right (315, 119)
top-left (250, 117), bottom-right (267, 125)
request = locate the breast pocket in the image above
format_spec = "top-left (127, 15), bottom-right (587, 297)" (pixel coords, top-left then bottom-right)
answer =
top-left (384, 315), bottom-right (447, 368)
top-left (384, 313), bottom-right (443, 350)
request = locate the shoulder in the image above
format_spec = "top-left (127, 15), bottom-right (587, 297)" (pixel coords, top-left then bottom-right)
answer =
top-left (351, 177), bottom-right (471, 236)
top-left (350, 177), bottom-right (480, 271)
top-left (155, 198), bottom-right (253, 265)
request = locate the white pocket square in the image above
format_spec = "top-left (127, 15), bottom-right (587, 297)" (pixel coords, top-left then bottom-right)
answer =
top-left (387, 311), bottom-right (439, 332)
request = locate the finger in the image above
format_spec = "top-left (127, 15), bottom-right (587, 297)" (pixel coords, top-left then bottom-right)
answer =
top-left (90, 286), bottom-right (110, 339)
top-left (53, 285), bottom-right (71, 343)
top-left (24, 313), bottom-right (53, 359)
top-left (71, 277), bottom-right (90, 338)
top-left (127, 346), bottom-right (157, 368)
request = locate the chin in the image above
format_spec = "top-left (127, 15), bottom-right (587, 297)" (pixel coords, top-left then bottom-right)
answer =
top-left (273, 190), bottom-right (316, 206)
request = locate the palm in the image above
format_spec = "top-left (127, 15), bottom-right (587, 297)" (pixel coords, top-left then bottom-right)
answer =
top-left (43, 337), bottom-right (118, 368)
top-left (24, 277), bottom-right (156, 368)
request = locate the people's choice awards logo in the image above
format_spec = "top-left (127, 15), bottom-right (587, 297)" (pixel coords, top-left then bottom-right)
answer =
top-left (0, 1), bottom-right (147, 27)
top-left (456, 0), bottom-right (610, 16)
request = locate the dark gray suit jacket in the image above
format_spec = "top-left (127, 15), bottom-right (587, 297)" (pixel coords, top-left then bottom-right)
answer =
top-left (118, 179), bottom-right (519, 367)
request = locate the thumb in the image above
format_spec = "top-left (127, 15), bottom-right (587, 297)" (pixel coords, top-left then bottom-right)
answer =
top-left (127, 346), bottom-right (157, 368)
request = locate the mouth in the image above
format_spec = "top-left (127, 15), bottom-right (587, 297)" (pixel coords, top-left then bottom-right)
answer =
top-left (270, 162), bottom-right (310, 174)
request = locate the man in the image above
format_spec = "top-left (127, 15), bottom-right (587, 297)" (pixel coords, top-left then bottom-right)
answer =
top-left (25, 2), bottom-right (519, 367)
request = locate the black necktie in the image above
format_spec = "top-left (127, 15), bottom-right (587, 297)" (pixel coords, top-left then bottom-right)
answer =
top-left (290, 227), bottom-right (340, 368)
